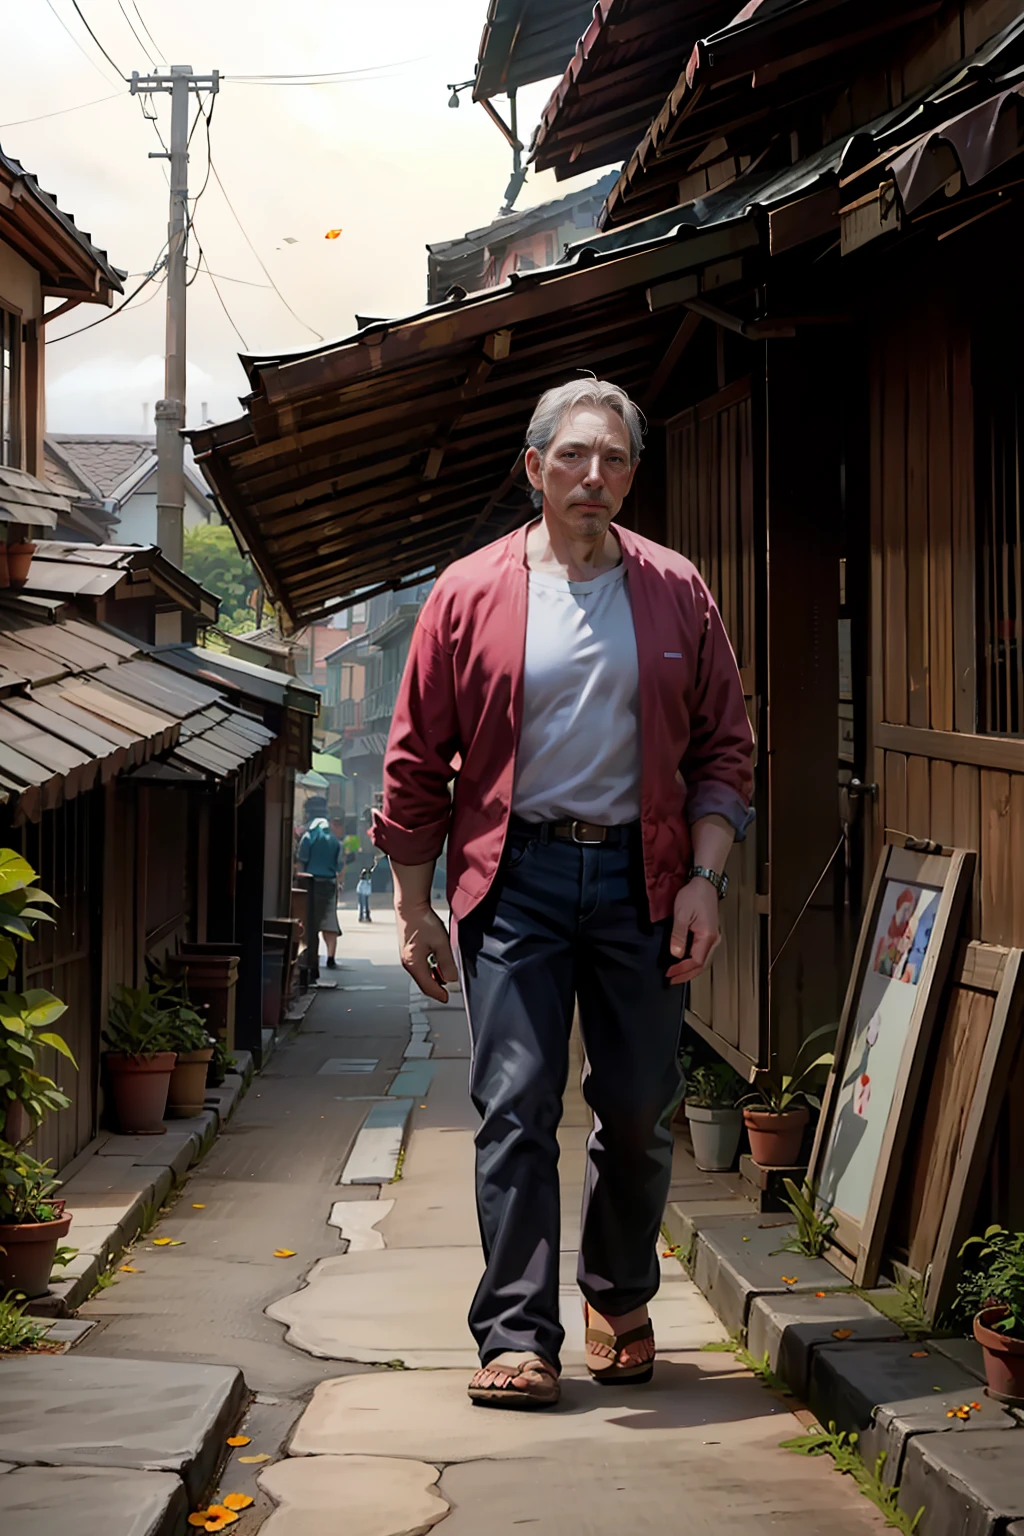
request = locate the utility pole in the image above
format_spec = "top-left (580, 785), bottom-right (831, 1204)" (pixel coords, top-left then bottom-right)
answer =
top-left (131, 66), bottom-right (219, 568)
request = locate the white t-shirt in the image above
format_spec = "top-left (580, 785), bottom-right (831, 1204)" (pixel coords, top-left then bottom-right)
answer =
top-left (512, 562), bottom-right (641, 824)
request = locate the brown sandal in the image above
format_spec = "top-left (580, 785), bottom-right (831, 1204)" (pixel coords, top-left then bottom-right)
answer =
top-left (584, 1302), bottom-right (655, 1385)
top-left (468, 1351), bottom-right (561, 1410)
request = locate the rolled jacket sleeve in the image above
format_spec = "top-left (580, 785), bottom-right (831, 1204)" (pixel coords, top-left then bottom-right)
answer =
top-left (683, 584), bottom-right (755, 838)
top-left (371, 616), bottom-right (461, 866)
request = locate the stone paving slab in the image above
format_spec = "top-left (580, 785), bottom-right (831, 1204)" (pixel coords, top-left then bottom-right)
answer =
top-left (685, 1214), bottom-right (849, 1334)
top-left (809, 1341), bottom-right (1016, 1482)
top-left (0, 1355), bottom-right (245, 1503)
top-left (259, 1454), bottom-right (449, 1535)
top-left (388, 1060), bottom-right (437, 1098)
top-left (931, 1334), bottom-right (987, 1382)
top-left (747, 1290), bottom-right (905, 1399)
top-left (897, 1429), bottom-right (1024, 1536)
top-left (289, 1354), bottom-right (800, 1464)
top-left (2, 1465), bottom-right (187, 1536)
top-left (327, 1198), bottom-right (394, 1251)
top-left (339, 1099), bottom-right (412, 1184)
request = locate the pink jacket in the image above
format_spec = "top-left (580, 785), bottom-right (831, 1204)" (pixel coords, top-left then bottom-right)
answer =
top-left (371, 522), bottom-right (754, 922)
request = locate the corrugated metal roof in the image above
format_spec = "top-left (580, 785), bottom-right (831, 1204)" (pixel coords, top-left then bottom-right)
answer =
top-left (474, 0), bottom-right (596, 99)
top-left (0, 601), bottom-right (281, 822)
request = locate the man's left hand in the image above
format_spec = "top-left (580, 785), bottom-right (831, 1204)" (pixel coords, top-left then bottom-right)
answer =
top-left (667, 877), bottom-right (721, 985)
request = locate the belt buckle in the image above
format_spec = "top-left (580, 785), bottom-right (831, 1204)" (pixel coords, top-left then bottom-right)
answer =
top-left (571, 820), bottom-right (604, 845)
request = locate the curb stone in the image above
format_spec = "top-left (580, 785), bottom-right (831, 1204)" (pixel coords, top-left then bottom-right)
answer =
top-left (897, 1430), bottom-right (1024, 1536)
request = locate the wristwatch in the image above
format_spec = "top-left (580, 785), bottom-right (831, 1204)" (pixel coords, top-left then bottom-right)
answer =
top-left (689, 865), bottom-right (728, 900)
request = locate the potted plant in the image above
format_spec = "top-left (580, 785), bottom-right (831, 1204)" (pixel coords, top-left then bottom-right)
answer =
top-left (206, 1034), bottom-right (236, 1090)
top-left (684, 1062), bottom-right (744, 1171)
top-left (104, 986), bottom-right (176, 1134)
top-left (955, 1225), bottom-right (1024, 1404)
top-left (738, 1025), bottom-right (835, 1167)
top-left (161, 988), bottom-right (214, 1119)
top-left (6, 540), bottom-right (37, 586)
top-left (0, 1141), bottom-right (72, 1297)
top-left (0, 850), bottom-right (71, 1147)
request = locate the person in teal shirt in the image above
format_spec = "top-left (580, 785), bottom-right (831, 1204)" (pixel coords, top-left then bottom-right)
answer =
top-left (297, 817), bottom-right (342, 967)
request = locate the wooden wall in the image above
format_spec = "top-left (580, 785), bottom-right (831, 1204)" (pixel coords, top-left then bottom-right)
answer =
top-left (666, 381), bottom-right (762, 1072)
top-left (869, 274), bottom-right (1024, 947)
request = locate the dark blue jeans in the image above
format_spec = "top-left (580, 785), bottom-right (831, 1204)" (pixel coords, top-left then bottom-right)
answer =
top-left (455, 823), bottom-right (685, 1368)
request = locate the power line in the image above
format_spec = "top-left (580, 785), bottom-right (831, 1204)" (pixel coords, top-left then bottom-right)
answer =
top-left (116, 0), bottom-right (154, 66)
top-left (45, 261), bottom-right (167, 345)
top-left (185, 267), bottom-right (272, 288)
top-left (43, 0), bottom-right (120, 86)
top-left (0, 92), bottom-right (122, 131)
top-left (208, 154), bottom-right (323, 340)
top-left (70, 1), bottom-right (129, 79)
top-left (189, 228), bottom-right (248, 348)
top-left (130, 2), bottom-right (164, 63)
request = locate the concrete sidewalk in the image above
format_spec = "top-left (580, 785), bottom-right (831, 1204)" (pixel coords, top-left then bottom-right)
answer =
top-left (4, 910), bottom-right (889, 1534)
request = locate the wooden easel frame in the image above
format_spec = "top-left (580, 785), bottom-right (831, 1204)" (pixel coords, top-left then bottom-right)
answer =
top-left (924, 942), bottom-right (1024, 1321)
top-left (808, 843), bottom-right (975, 1286)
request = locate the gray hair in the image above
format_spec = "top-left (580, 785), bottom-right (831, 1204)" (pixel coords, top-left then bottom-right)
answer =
top-left (524, 377), bottom-right (644, 509)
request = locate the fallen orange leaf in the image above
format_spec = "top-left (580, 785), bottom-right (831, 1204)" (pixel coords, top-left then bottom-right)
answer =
top-left (193, 1203), bottom-right (206, 1209)
top-left (273, 1248), bottom-right (296, 1258)
top-left (119, 1264), bottom-right (139, 1273)
top-left (206, 1508), bottom-right (234, 1520)
top-left (971, 1401), bottom-right (982, 1410)
top-left (152, 1238), bottom-right (184, 1247)
top-left (226, 1435), bottom-right (251, 1447)
top-left (831, 1329), bottom-right (853, 1340)
top-left (222, 1493), bottom-right (254, 1511)
top-left (911, 1350), bottom-right (929, 1358)
top-left (187, 1515), bottom-right (209, 1529)
top-left (781, 1276), bottom-right (798, 1285)
top-left (946, 1409), bottom-right (957, 1419)
top-left (814, 1292), bottom-right (826, 1298)
top-left (325, 228), bottom-right (342, 239)
top-left (238, 1454), bottom-right (270, 1464)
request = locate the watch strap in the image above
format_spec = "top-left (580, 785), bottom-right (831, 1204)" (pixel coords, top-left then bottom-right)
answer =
top-left (689, 864), bottom-right (728, 899)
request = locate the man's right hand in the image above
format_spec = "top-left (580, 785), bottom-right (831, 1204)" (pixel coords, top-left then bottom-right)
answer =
top-left (395, 900), bottom-right (458, 1003)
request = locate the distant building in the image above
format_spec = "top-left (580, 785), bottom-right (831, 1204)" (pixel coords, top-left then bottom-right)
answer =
top-left (44, 434), bottom-right (216, 546)
top-left (426, 172), bottom-right (618, 303)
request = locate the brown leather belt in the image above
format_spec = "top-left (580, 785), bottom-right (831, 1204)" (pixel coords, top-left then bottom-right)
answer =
top-left (509, 816), bottom-right (637, 847)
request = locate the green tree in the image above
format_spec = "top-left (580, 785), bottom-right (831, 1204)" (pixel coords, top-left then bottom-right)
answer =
top-left (182, 523), bottom-right (263, 633)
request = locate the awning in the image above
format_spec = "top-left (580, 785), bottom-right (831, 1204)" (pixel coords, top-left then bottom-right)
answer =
top-left (473, 0), bottom-right (596, 99)
top-left (0, 466), bottom-right (68, 529)
top-left (188, 213), bottom-right (760, 625)
top-left (154, 643), bottom-right (321, 717)
top-left (312, 751), bottom-right (344, 778)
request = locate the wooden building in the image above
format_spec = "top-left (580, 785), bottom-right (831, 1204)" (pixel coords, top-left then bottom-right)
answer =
top-left (192, 2), bottom-right (1024, 1222)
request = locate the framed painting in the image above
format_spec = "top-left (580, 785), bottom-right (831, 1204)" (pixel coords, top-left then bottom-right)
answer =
top-left (808, 842), bottom-right (975, 1286)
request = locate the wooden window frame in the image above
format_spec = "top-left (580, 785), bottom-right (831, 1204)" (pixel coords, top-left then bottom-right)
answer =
top-left (0, 301), bottom-right (23, 469)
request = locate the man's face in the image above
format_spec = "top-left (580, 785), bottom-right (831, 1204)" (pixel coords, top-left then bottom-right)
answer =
top-left (525, 403), bottom-right (637, 540)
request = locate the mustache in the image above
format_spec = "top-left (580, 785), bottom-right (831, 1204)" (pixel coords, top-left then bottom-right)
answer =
top-left (568, 492), bottom-right (613, 508)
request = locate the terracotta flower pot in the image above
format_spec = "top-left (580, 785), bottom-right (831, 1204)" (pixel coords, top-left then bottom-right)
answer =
top-left (0, 1213), bottom-right (72, 1298)
top-left (743, 1105), bottom-right (810, 1168)
top-left (166, 1048), bottom-right (214, 1119)
top-left (6, 541), bottom-right (37, 586)
top-left (105, 1051), bottom-right (176, 1134)
top-left (0, 545), bottom-right (9, 589)
top-left (974, 1306), bottom-right (1024, 1404)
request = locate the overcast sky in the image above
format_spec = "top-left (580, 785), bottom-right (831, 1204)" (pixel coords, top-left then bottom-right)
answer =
top-left (1, 0), bottom-right (604, 434)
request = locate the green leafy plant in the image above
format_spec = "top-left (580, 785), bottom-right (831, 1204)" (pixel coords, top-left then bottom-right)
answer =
top-left (0, 1290), bottom-right (47, 1351)
top-left (52, 1244), bottom-right (78, 1270)
top-left (142, 967), bottom-right (213, 1055)
top-left (0, 1141), bottom-right (62, 1224)
top-left (773, 1177), bottom-right (838, 1258)
top-left (685, 1061), bottom-right (744, 1109)
top-left (700, 1335), bottom-right (791, 1392)
top-left (0, 849), bottom-right (57, 980)
top-left (182, 523), bottom-right (262, 634)
top-left (738, 1024), bottom-right (836, 1114)
top-left (105, 986), bottom-right (174, 1060)
top-left (864, 1267), bottom-right (933, 1341)
top-left (781, 1422), bottom-right (923, 1533)
top-left (953, 1225), bottom-right (1024, 1337)
top-left (0, 989), bottom-right (75, 1142)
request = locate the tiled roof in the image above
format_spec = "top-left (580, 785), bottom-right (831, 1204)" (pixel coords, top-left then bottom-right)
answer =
top-left (45, 435), bottom-right (153, 499)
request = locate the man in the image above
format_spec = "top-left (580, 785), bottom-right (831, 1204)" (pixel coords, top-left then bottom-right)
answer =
top-left (372, 378), bottom-right (753, 1409)
top-left (297, 816), bottom-right (342, 968)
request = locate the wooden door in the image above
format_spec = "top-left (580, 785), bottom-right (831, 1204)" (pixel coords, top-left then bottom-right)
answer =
top-left (666, 380), bottom-right (764, 1072)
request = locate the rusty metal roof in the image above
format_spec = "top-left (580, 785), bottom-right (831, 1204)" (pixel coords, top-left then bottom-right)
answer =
top-left (474, 0), bottom-right (597, 100)
top-left (530, 0), bottom-right (741, 181)
top-left (187, 212), bottom-right (759, 625)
